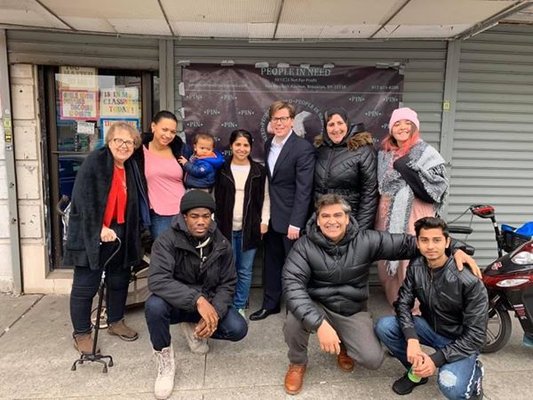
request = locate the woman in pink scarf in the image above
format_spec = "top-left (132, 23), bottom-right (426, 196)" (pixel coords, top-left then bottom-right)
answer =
top-left (376, 107), bottom-right (449, 307)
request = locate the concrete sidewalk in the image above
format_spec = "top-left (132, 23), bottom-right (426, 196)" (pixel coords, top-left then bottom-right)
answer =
top-left (0, 288), bottom-right (531, 400)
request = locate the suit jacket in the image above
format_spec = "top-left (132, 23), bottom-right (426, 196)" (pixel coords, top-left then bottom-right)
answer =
top-left (265, 132), bottom-right (315, 233)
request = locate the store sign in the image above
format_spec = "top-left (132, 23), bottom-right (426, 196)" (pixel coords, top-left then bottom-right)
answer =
top-left (182, 65), bottom-right (403, 161)
top-left (59, 90), bottom-right (98, 120)
top-left (58, 66), bottom-right (97, 90)
top-left (100, 88), bottom-right (140, 118)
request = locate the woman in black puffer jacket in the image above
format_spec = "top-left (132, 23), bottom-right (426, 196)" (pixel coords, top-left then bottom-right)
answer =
top-left (314, 108), bottom-right (378, 230)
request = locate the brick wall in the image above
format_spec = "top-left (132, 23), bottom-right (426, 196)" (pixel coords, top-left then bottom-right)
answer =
top-left (9, 64), bottom-right (72, 294)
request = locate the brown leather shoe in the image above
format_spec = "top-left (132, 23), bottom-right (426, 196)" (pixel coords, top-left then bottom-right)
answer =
top-left (73, 332), bottom-right (100, 355)
top-left (108, 319), bottom-right (139, 341)
top-left (337, 346), bottom-right (354, 372)
top-left (284, 363), bottom-right (307, 395)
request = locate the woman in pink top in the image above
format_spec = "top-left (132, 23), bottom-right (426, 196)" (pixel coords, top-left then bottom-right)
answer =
top-left (132, 111), bottom-right (190, 239)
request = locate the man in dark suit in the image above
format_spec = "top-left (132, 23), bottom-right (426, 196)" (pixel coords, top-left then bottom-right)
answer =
top-left (250, 100), bottom-right (316, 321)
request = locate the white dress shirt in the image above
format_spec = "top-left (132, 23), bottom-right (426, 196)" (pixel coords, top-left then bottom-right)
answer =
top-left (267, 131), bottom-right (293, 176)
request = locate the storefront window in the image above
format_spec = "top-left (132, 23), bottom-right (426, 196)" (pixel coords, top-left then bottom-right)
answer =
top-left (45, 66), bottom-right (154, 269)
top-left (55, 68), bottom-right (142, 198)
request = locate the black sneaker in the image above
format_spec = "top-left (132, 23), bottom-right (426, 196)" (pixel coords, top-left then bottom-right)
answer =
top-left (471, 387), bottom-right (483, 400)
top-left (471, 360), bottom-right (484, 399)
top-left (392, 373), bottom-right (429, 395)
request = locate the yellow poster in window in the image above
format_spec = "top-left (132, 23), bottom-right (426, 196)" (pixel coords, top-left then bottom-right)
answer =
top-left (99, 87), bottom-right (140, 118)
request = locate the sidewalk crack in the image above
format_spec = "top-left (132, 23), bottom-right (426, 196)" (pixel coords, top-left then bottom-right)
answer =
top-left (0, 294), bottom-right (45, 339)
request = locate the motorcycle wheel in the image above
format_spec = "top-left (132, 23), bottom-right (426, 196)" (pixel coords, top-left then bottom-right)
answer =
top-left (482, 305), bottom-right (512, 353)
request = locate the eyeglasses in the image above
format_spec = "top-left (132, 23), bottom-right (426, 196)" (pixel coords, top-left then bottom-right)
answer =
top-left (112, 138), bottom-right (135, 148)
top-left (271, 116), bottom-right (292, 123)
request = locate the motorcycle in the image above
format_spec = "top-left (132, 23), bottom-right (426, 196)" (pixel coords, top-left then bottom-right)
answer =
top-left (449, 205), bottom-right (533, 353)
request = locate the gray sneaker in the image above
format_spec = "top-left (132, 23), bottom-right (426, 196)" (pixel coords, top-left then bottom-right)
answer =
top-left (180, 322), bottom-right (209, 354)
top-left (153, 344), bottom-right (175, 400)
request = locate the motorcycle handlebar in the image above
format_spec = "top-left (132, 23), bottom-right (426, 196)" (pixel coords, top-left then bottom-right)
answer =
top-left (469, 204), bottom-right (495, 219)
top-left (448, 225), bottom-right (473, 235)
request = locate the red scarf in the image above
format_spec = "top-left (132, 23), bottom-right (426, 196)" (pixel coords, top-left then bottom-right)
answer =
top-left (103, 166), bottom-right (127, 227)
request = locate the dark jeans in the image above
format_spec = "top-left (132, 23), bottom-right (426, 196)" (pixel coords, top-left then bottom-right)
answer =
top-left (375, 315), bottom-right (483, 400)
top-left (145, 294), bottom-right (248, 351)
top-left (262, 228), bottom-right (294, 310)
top-left (149, 210), bottom-right (175, 239)
top-left (70, 224), bottom-right (130, 334)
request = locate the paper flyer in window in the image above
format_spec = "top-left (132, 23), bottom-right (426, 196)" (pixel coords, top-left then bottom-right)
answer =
top-left (58, 66), bottom-right (98, 90)
top-left (76, 121), bottom-right (96, 135)
top-left (100, 118), bottom-right (140, 138)
top-left (59, 90), bottom-right (98, 120)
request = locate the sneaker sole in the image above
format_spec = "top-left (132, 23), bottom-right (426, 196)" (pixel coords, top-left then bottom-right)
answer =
top-left (392, 378), bottom-right (428, 395)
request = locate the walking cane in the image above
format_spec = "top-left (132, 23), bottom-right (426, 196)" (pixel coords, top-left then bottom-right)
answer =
top-left (71, 237), bottom-right (121, 373)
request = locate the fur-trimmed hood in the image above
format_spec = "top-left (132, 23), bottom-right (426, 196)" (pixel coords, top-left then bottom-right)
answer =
top-left (315, 129), bottom-right (374, 151)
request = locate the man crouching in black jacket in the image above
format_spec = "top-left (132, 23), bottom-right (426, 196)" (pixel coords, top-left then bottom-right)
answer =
top-left (145, 190), bottom-right (247, 400)
top-left (282, 194), bottom-right (480, 396)
top-left (375, 217), bottom-right (487, 400)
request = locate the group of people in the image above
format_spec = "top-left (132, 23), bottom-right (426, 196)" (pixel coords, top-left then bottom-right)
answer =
top-left (65, 100), bottom-right (488, 400)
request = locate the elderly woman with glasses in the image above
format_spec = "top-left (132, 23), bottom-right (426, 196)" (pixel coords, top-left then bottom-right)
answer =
top-left (65, 122), bottom-right (145, 355)
top-left (132, 110), bottom-right (190, 239)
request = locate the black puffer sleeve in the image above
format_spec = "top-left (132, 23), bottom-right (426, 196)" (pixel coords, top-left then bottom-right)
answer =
top-left (282, 238), bottom-right (325, 332)
top-left (355, 145), bottom-right (378, 229)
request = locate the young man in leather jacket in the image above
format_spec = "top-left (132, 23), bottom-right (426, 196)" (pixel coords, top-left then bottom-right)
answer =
top-left (375, 217), bottom-right (488, 400)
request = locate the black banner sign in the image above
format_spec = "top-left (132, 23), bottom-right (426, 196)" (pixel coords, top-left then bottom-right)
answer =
top-left (182, 65), bottom-right (403, 161)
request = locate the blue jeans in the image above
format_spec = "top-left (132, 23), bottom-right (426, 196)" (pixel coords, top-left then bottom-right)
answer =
top-left (145, 294), bottom-right (248, 351)
top-left (375, 316), bottom-right (483, 400)
top-left (232, 230), bottom-right (257, 309)
top-left (149, 210), bottom-right (174, 239)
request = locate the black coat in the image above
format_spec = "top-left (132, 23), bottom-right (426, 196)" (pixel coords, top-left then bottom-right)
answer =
top-left (148, 215), bottom-right (236, 319)
top-left (395, 256), bottom-right (488, 367)
top-left (63, 147), bottom-right (141, 270)
top-left (265, 132), bottom-right (315, 233)
top-left (214, 159), bottom-right (267, 251)
top-left (314, 129), bottom-right (378, 230)
top-left (283, 214), bottom-right (419, 331)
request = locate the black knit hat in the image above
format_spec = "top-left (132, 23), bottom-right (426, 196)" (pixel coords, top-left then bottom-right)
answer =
top-left (180, 190), bottom-right (216, 214)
